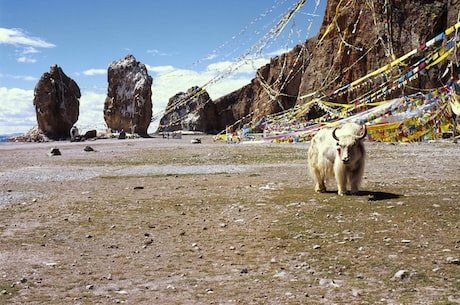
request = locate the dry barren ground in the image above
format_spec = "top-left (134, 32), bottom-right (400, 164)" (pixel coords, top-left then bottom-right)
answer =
top-left (0, 136), bottom-right (459, 305)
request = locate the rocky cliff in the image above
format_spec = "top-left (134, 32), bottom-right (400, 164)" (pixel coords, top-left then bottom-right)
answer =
top-left (104, 54), bottom-right (153, 135)
top-left (33, 64), bottom-right (80, 139)
top-left (158, 0), bottom-right (460, 133)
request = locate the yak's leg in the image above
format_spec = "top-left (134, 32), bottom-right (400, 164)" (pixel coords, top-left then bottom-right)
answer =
top-left (349, 169), bottom-right (363, 195)
top-left (349, 164), bottom-right (364, 195)
top-left (349, 174), bottom-right (359, 195)
top-left (334, 164), bottom-right (347, 196)
top-left (312, 167), bottom-right (327, 193)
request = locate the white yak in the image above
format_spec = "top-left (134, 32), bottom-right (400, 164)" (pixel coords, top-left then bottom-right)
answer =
top-left (308, 123), bottom-right (367, 195)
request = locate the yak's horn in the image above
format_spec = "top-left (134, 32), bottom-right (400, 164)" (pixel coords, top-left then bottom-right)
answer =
top-left (358, 125), bottom-right (367, 140)
top-left (332, 127), bottom-right (340, 141)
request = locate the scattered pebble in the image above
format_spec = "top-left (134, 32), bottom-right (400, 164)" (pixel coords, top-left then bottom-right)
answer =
top-left (83, 146), bottom-right (95, 152)
top-left (115, 290), bottom-right (128, 294)
top-left (352, 288), bottom-right (361, 297)
top-left (319, 278), bottom-right (341, 287)
top-left (392, 270), bottom-right (408, 280)
top-left (48, 148), bottom-right (61, 156)
top-left (273, 271), bottom-right (287, 278)
top-left (446, 257), bottom-right (460, 265)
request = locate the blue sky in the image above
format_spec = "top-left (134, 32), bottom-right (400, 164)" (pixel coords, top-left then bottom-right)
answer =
top-left (0, 0), bottom-right (326, 135)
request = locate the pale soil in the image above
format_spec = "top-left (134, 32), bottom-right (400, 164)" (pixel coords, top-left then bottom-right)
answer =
top-left (0, 136), bottom-right (459, 304)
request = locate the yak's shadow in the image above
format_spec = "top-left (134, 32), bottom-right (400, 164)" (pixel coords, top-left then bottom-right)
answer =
top-left (358, 190), bottom-right (402, 201)
top-left (322, 190), bottom-right (402, 201)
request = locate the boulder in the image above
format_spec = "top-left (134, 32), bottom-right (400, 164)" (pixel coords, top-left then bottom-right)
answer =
top-left (83, 129), bottom-right (97, 139)
top-left (33, 65), bottom-right (80, 139)
top-left (157, 86), bottom-right (213, 132)
top-left (104, 54), bottom-right (153, 136)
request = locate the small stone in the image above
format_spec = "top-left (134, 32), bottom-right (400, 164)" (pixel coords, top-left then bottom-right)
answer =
top-left (393, 270), bottom-right (408, 280)
top-left (48, 148), bottom-right (61, 156)
top-left (115, 290), bottom-right (128, 294)
top-left (83, 145), bottom-right (95, 152)
top-left (313, 245), bottom-right (321, 249)
top-left (352, 289), bottom-right (361, 297)
top-left (319, 278), bottom-right (333, 286)
top-left (86, 284), bottom-right (94, 290)
top-left (1, 290), bottom-right (7, 295)
top-left (274, 271), bottom-right (287, 278)
top-left (446, 257), bottom-right (460, 265)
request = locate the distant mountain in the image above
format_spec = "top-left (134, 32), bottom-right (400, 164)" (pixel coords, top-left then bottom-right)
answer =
top-left (0, 133), bottom-right (22, 142)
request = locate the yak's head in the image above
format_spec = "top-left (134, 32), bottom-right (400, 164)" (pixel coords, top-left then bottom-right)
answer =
top-left (332, 125), bottom-right (367, 164)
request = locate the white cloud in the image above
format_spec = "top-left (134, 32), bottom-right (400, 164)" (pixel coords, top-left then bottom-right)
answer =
top-left (82, 69), bottom-right (107, 76)
top-left (146, 64), bottom-right (175, 74)
top-left (0, 27), bottom-right (55, 64)
top-left (0, 56), bottom-right (272, 135)
top-left (0, 28), bottom-right (55, 48)
top-left (12, 75), bottom-right (37, 81)
top-left (148, 58), bottom-right (269, 131)
top-left (22, 46), bottom-right (39, 54)
top-left (17, 56), bottom-right (37, 63)
top-left (76, 92), bottom-right (107, 132)
top-left (206, 57), bottom-right (270, 75)
top-left (146, 49), bottom-right (171, 57)
top-left (0, 87), bottom-right (36, 135)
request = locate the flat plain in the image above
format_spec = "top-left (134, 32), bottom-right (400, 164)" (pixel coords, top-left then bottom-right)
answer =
top-left (1, 136), bottom-right (459, 304)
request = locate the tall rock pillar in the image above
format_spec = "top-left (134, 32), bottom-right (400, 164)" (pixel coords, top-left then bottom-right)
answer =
top-left (33, 64), bottom-right (80, 139)
top-left (104, 54), bottom-right (153, 135)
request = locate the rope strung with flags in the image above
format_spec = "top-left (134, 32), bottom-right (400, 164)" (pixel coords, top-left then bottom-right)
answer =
top-left (223, 19), bottom-right (460, 144)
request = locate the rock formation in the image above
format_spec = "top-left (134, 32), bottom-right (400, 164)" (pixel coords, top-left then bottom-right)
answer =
top-left (157, 86), bottom-right (214, 132)
top-left (158, 0), bottom-right (460, 133)
top-left (104, 54), bottom-right (153, 136)
top-left (33, 65), bottom-right (80, 139)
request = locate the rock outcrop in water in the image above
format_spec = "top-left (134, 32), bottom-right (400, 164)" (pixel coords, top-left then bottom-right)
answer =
top-left (33, 65), bottom-right (80, 139)
top-left (104, 54), bottom-right (153, 136)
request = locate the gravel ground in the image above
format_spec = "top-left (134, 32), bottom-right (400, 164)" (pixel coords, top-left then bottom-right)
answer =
top-left (0, 136), bottom-right (459, 304)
